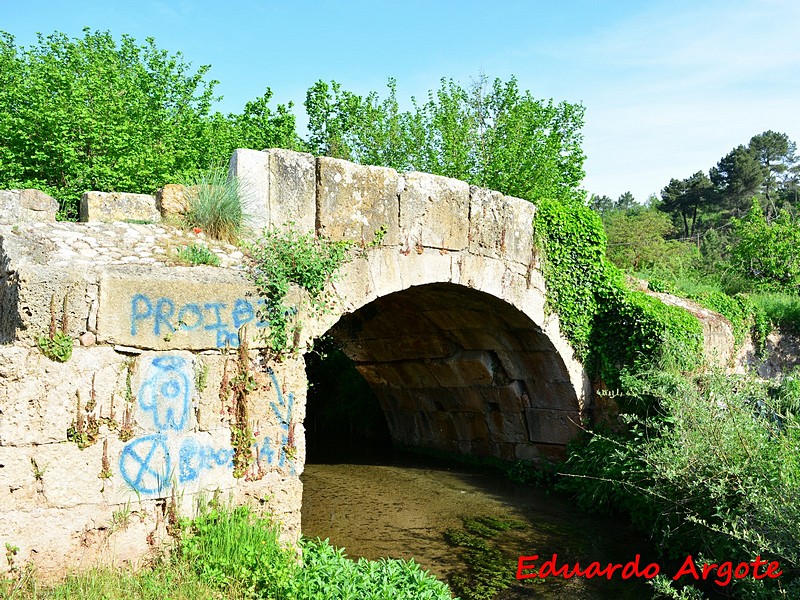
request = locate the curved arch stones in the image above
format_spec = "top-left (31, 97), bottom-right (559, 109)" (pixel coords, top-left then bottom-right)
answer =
top-left (232, 148), bottom-right (591, 462)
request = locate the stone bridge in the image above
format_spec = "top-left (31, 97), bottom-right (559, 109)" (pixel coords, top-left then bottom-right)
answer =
top-left (0, 148), bottom-right (590, 575)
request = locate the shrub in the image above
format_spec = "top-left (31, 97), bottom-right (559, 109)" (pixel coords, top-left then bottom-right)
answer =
top-left (179, 506), bottom-right (295, 597)
top-left (287, 538), bottom-right (452, 600)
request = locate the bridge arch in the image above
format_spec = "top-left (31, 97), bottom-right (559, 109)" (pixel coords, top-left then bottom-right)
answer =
top-left (231, 148), bottom-right (592, 461)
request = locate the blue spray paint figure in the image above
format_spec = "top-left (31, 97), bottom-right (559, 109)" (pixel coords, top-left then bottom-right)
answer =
top-left (260, 367), bottom-right (295, 473)
top-left (119, 356), bottom-right (191, 494)
top-left (120, 355), bottom-right (296, 495)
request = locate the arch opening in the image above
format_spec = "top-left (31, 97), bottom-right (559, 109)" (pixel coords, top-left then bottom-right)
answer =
top-left (306, 282), bottom-right (583, 464)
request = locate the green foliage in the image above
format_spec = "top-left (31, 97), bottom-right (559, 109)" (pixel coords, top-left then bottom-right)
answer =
top-left (37, 331), bottom-right (73, 362)
top-left (287, 538), bottom-right (452, 600)
top-left (182, 167), bottom-right (246, 243)
top-left (533, 197), bottom-right (607, 358)
top-left (305, 75), bottom-right (586, 205)
top-left (562, 365), bottom-right (800, 598)
top-left (175, 243), bottom-right (220, 266)
top-left (0, 29), bottom-right (297, 220)
top-left (247, 227), bottom-right (352, 355)
top-left (604, 208), bottom-right (697, 272)
top-left (731, 199), bottom-right (800, 291)
top-left (750, 291), bottom-right (800, 332)
top-left (533, 197), bottom-right (703, 386)
top-left (179, 506), bottom-right (294, 597)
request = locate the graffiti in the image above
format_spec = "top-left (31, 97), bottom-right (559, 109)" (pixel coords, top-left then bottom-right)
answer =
top-left (119, 434), bottom-right (170, 495)
top-left (138, 356), bottom-right (191, 431)
top-left (259, 367), bottom-right (295, 471)
top-left (178, 438), bottom-right (234, 484)
top-left (129, 294), bottom-right (269, 348)
top-left (119, 355), bottom-right (297, 495)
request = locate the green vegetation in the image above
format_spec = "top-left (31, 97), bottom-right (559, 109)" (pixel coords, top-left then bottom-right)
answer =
top-left (305, 74), bottom-right (585, 205)
top-left (0, 28), bottom-right (297, 220)
top-left (2, 506), bottom-right (453, 599)
top-left (247, 227), bottom-right (352, 355)
top-left (182, 167), bottom-right (246, 243)
top-left (36, 331), bottom-right (72, 362)
top-left (175, 243), bottom-right (220, 267)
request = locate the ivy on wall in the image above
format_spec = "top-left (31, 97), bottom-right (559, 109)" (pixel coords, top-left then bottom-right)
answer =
top-left (533, 197), bottom-right (704, 390)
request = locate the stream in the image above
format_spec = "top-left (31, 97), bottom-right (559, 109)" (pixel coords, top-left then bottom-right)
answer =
top-left (301, 457), bottom-right (658, 599)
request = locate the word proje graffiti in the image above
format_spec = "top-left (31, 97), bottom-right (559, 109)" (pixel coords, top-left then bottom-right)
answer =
top-left (516, 554), bottom-right (782, 587)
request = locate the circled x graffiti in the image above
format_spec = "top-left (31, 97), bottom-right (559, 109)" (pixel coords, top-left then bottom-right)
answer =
top-left (119, 434), bottom-right (170, 495)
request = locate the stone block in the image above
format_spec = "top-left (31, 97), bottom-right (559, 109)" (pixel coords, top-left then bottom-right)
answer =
top-left (155, 184), bottom-right (190, 218)
top-left (448, 327), bottom-right (555, 353)
top-left (365, 247), bottom-right (402, 299)
top-left (0, 346), bottom-right (128, 446)
top-left (480, 381), bottom-right (531, 412)
top-left (399, 172), bottom-right (469, 251)
top-left (395, 250), bottom-right (455, 289)
top-left (524, 408), bottom-right (581, 445)
top-left (229, 148), bottom-right (316, 234)
top-left (450, 412), bottom-right (490, 442)
top-left (38, 441), bottom-right (111, 508)
top-left (426, 351), bottom-right (494, 387)
top-left (0, 189), bottom-right (59, 224)
top-left (422, 307), bottom-right (508, 331)
top-left (316, 157), bottom-right (400, 245)
top-left (0, 228), bottom-right (98, 343)
top-left (354, 333), bottom-right (458, 362)
top-left (398, 361), bottom-right (450, 388)
top-left (468, 187), bottom-right (536, 265)
top-left (495, 350), bottom-right (571, 382)
top-left (486, 410), bottom-right (528, 443)
top-left (80, 191), bottom-right (161, 223)
top-left (97, 267), bottom-right (268, 350)
top-left (525, 380), bottom-right (581, 411)
top-left (424, 387), bottom-right (487, 413)
top-left (0, 446), bottom-right (42, 511)
top-left (331, 255), bottom-right (376, 314)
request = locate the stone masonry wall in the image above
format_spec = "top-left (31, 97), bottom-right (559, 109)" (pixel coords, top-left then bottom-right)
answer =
top-left (0, 147), bottom-right (598, 577)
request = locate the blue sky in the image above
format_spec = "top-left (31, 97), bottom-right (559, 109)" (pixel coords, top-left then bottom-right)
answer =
top-left (3, 0), bottom-right (799, 203)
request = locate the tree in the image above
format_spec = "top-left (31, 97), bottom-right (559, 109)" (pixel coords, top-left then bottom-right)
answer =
top-left (589, 193), bottom-right (614, 214)
top-left (660, 171), bottom-right (716, 238)
top-left (304, 75), bottom-right (586, 205)
top-left (615, 191), bottom-right (636, 212)
top-left (603, 208), bottom-right (695, 272)
top-left (731, 198), bottom-right (800, 290)
top-left (0, 29), bottom-right (297, 219)
top-left (710, 144), bottom-right (763, 216)
top-left (749, 130), bottom-right (797, 213)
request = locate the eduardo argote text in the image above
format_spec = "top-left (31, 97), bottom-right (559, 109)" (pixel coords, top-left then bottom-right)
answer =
top-left (517, 553), bottom-right (782, 587)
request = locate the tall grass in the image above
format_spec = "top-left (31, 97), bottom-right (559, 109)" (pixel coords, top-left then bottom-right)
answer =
top-left (183, 167), bottom-right (247, 243)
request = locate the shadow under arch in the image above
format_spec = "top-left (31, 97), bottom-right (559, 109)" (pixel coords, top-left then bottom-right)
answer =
top-left (314, 281), bottom-right (584, 464)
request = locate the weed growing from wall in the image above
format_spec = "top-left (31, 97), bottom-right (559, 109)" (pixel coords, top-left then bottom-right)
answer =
top-left (37, 293), bottom-right (73, 362)
top-left (247, 226), bottom-right (352, 356)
